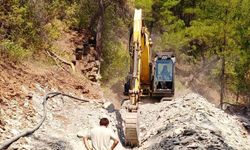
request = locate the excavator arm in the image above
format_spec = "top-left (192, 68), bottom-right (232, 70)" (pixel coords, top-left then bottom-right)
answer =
top-left (125, 9), bottom-right (152, 147)
top-left (128, 9), bottom-right (151, 105)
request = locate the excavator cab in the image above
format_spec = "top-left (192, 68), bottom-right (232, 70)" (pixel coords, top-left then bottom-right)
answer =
top-left (152, 52), bottom-right (175, 97)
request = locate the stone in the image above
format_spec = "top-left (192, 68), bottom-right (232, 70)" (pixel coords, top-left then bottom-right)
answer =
top-left (77, 129), bottom-right (88, 138)
top-left (102, 102), bottom-right (114, 112)
top-left (182, 129), bottom-right (196, 136)
top-left (187, 143), bottom-right (199, 149)
top-left (174, 127), bottom-right (184, 135)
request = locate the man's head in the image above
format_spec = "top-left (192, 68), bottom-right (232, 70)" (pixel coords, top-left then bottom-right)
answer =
top-left (163, 65), bottom-right (167, 71)
top-left (99, 118), bottom-right (109, 127)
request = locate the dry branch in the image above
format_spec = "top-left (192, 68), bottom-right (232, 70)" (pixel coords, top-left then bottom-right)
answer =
top-left (46, 50), bottom-right (75, 73)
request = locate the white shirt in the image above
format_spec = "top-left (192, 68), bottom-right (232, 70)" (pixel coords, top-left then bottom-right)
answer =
top-left (86, 126), bottom-right (118, 150)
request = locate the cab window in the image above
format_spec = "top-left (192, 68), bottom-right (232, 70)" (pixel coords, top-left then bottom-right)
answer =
top-left (155, 59), bottom-right (173, 81)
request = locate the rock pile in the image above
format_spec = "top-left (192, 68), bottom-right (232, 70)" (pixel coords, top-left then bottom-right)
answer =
top-left (75, 37), bottom-right (101, 82)
top-left (138, 93), bottom-right (250, 150)
top-left (2, 92), bottom-right (130, 150)
top-left (224, 104), bottom-right (250, 133)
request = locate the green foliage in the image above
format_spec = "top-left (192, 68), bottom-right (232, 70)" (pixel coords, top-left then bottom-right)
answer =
top-left (44, 19), bottom-right (64, 41)
top-left (64, 2), bottom-right (85, 29)
top-left (100, 4), bottom-right (130, 82)
top-left (140, 0), bottom-right (250, 100)
top-left (135, 0), bottom-right (154, 23)
top-left (0, 0), bottom-right (248, 99)
top-left (152, 0), bottom-right (194, 30)
top-left (0, 0), bottom-right (91, 60)
top-left (0, 39), bottom-right (32, 61)
top-left (184, 0), bottom-right (250, 98)
top-left (101, 41), bottom-right (129, 81)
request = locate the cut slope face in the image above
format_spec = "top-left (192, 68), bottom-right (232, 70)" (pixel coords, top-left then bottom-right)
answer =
top-left (139, 93), bottom-right (250, 150)
top-left (0, 59), bottom-right (103, 148)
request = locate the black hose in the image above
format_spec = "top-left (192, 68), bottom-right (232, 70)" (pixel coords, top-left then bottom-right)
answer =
top-left (0, 92), bottom-right (101, 150)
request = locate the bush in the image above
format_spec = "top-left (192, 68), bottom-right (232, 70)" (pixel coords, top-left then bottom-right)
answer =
top-left (101, 41), bottom-right (129, 82)
top-left (44, 19), bottom-right (65, 41)
top-left (0, 40), bottom-right (32, 61)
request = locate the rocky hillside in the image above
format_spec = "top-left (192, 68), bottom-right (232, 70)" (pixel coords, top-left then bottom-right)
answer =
top-left (0, 58), bottom-right (104, 149)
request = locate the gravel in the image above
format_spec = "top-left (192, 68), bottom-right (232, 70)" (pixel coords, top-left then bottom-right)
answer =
top-left (138, 93), bottom-right (250, 150)
top-left (2, 92), bottom-right (249, 150)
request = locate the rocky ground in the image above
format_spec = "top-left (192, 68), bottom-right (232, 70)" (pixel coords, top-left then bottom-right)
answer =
top-left (1, 70), bottom-right (250, 149)
top-left (0, 57), bottom-right (104, 149)
top-left (4, 93), bottom-right (124, 150)
top-left (0, 85), bottom-right (129, 149)
top-left (138, 93), bottom-right (250, 150)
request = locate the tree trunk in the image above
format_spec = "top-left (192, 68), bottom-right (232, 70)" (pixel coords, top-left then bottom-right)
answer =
top-left (201, 49), bottom-right (206, 67)
top-left (220, 56), bottom-right (225, 109)
top-left (236, 90), bottom-right (239, 103)
top-left (95, 0), bottom-right (104, 60)
top-left (220, 7), bottom-right (228, 109)
top-left (88, 10), bottom-right (101, 32)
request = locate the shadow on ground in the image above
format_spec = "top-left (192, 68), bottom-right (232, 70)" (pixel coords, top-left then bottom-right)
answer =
top-left (32, 135), bottom-right (73, 150)
top-left (114, 110), bottom-right (126, 146)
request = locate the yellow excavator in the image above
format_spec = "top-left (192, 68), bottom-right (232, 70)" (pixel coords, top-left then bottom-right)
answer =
top-left (123, 9), bottom-right (176, 146)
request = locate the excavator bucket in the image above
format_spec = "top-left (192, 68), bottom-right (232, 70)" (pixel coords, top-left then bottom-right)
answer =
top-left (125, 112), bottom-right (139, 146)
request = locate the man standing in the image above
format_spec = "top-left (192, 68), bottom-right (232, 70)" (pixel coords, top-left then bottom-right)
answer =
top-left (83, 118), bottom-right (119, 150)
top-left (161, 65), bottom-right (172, 81)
